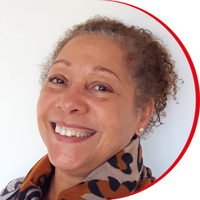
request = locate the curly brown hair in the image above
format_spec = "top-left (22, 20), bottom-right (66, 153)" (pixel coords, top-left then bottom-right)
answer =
top-left (40, 16), bottom-right (179, 132)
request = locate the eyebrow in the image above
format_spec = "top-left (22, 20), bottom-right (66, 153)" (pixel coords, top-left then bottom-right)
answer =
top-left (52, 59), bottom-right (120, 82)
top-left (93, 65), bottom-right (121, 82)
top-left (53, 59), bottom-right (72, 67)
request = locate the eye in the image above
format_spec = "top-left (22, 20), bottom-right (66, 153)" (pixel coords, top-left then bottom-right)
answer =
top-left (49, 76), bottom-right (66, 85)
top-left (94, 85), bottom-right (113, 92)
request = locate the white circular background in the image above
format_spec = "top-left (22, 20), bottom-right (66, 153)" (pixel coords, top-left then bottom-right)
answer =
top-left (0, 0), bottom-right (199, 199)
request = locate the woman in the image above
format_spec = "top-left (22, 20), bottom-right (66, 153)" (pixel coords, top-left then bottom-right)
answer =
top-left (0, 16), bottom-right (178, 200)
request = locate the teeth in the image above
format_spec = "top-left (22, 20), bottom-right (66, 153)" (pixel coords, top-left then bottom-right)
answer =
top-left (55, 125), bottom-right (61, 133)
top-left (66, 129), bottom-right (72, 137)
top-left (76, 130), bottom-right (81, 137)
top-left (60, 127), bottom-right (66, 136)
top-left (54, 124), bottom-right (94, 138)
top-left (81, 132), bottom-right (85, 137)
top-left (71, 129), bottom-right (76, 136)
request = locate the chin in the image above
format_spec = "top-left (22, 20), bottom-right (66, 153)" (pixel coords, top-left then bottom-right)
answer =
top-left (47, 147), bottom-right (90, 172)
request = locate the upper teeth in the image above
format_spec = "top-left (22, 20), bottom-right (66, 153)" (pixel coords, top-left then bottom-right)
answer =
top-left (55, 124), bottom-right (94, 138)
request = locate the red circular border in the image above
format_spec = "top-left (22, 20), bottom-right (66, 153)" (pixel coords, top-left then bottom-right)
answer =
top-left (102, 0), bottom-right (200, 199)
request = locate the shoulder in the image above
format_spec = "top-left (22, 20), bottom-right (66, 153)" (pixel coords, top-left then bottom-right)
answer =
top-left (0, 177), bottom-right (25, 200)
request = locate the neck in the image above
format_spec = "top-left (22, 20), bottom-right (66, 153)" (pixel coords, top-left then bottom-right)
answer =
top-left (46, 167), bottom-right (87, 200)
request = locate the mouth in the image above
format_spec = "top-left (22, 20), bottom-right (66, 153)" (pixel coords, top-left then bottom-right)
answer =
top-left (51, 122), bottom-right (96, 138)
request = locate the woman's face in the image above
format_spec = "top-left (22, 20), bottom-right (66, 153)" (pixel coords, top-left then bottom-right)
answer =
top-left (37, 34), bottom-right (142, 175)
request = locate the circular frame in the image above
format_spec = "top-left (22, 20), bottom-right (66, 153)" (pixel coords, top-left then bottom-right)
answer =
top-left (103, 0), bottom-right (200, 198)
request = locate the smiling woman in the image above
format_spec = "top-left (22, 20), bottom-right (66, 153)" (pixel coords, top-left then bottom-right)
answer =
top-left (0, 16), bottom-right (179, 200)
top-left (37, 33), bottom-right (145, 180)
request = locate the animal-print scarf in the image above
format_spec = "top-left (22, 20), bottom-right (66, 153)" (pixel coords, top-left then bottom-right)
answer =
top-left (0, 136), bottom-right (155, 200)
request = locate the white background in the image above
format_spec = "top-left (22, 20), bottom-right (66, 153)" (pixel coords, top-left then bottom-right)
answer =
top-left (0, 0), bottom-right (199, 199)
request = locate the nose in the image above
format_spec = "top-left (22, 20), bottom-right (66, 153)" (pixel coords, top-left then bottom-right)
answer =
top-left (55, 85), bottom-right (89, 115)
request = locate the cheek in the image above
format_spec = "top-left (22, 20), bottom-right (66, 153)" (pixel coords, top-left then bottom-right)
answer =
top-left (37, 91), bottom-right (55, 117)
top-left (93, 102), bottom-right (136, 160)
top-left (36, 91), bottom-right (55, 136)
top-left (37, 93), bottom-right (47, 141)
top-left (37, 93), bottom-right (47, 124)
top-left (93, 98), bottom-right (136, 138)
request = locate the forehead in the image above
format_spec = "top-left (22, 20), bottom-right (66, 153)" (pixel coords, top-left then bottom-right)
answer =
top-left (54, 34), bottom-right (130, 82)
top-left (65, 34), bottom-right (123, 50)
top-left (56, 34), bottom-right (126, 63)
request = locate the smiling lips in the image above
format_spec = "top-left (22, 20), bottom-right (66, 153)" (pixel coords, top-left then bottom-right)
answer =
top-left (52, 122), bottom-right (96, 138)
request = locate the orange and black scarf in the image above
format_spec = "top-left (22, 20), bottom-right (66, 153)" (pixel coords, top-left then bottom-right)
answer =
top-left (0, 136), bottom-right (155, 200)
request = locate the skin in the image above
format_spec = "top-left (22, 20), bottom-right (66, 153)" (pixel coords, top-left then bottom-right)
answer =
top-left (37, 34), bottom-right (154, 199)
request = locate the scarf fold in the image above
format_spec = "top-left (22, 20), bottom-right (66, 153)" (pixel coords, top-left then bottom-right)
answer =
top-left (1, 136), bottom-right (155, 200)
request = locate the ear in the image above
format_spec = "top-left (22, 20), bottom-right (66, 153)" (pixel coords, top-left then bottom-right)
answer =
top-left (135, 99), bottom-right (154, 136)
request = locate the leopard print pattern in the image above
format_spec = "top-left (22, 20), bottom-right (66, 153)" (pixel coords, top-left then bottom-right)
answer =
top-left (0, 136), bottom-right (155, 200)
